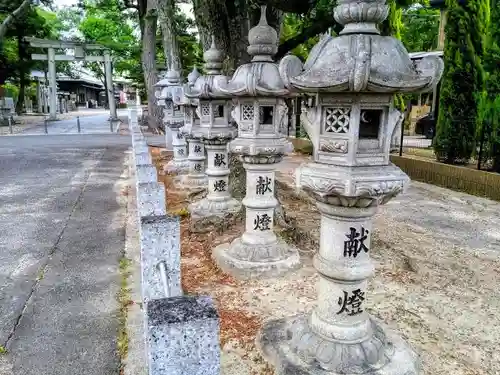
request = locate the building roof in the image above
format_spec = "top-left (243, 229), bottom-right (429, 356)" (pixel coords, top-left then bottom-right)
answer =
top-left (30, 69), bottom-right (103, 87)
top-left (30, 68), bottom-right (133, 88)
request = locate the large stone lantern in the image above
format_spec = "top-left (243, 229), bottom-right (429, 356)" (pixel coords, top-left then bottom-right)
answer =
top-left (174, 67), bottom-right (208, 190)
top-left (160, 66), bottom-right (189, 174)
top-left (184, 37), bottom-right (240, 219)
top-left (213, 6), bottom-right (300, 279)
top-left (259, 0), bottom-right (443, 374)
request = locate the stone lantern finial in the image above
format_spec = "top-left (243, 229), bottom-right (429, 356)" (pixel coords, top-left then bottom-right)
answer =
top-left (187, 66), bottom-right (201, 86)
top-left (165, 65), bottom-right (181, 86)
top-left (247, 5), bottom-right (278, 62)
top-left (203, 36), bottom-right (224, 75)
top-left (334, 0), bottom-right (389, 35)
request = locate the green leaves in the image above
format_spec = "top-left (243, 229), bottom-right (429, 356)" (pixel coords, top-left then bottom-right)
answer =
top-left (0, 5), bottom-right (65, 84)
top-left (401, 6), bottom-right (440, 52)
top-left (434, 0), bottom-right (488, 164)
top-left (65, 0), bottom-right (140, 82)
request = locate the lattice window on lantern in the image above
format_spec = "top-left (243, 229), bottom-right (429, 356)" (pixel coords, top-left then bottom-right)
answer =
top-left (323, 107), bottom-right (350, 133)
top-left (165, 101), bottom-right (172, 110)
top-left (201, 104), bottom-right (210, 117)
top-left (242, 104), bottom-right (254, 121)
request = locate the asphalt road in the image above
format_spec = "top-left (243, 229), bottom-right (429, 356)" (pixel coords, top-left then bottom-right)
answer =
top-left (0, 133), bottom-right (131, 375)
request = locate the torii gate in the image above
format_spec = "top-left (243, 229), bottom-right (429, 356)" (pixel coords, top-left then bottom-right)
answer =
top-left (25, 37), bottom-right (117, 121)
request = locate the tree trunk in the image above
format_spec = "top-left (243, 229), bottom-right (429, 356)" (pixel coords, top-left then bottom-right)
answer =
top-left (15, 28), bottom-right (26, 114)
top-left (192, 1), bottom-right (285, 73)
top-left (157, 0), bottom-right (181, 70)
top-left (192, 0), bottom-right (250, 73)
top-left (141, 0), bottom-right (161, 128)
top-left (0, 0), bottom-right (31, 41)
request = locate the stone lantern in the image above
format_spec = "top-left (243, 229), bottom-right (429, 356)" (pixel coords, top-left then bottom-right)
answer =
top-left (159, 66), bottom-right (189, 174)
top-left (258, 0), bottom-right (443, 374)
top-left (213, 6), bottom-right (300, 279)
top-left (184, 37), bottom-right (240, 219)
top-left (155, 68), bottom-right (173, 150)
top-left (174, 67), bottom-right (208, 190)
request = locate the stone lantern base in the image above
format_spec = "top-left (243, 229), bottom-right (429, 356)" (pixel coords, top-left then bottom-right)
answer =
top-left (163, 126), bottom-right (189, 174)
top-left (189, 198), bottom-right (241, 218)
top-left (175, 172), bottom-right (207, 192)
top-left (164, 158), bottom-right (190, 175)
top-left (213, 237), bottom-right (300, 280)
top-left (258, 315), bottom-right (420, 375)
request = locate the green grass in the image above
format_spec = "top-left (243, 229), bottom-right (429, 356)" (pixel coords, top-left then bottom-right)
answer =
top-left (117, 257), bottom-right (132, 366)
top-left (171, 207), bottom-right (189, 217)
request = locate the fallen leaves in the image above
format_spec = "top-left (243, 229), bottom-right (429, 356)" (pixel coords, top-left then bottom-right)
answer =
top-left (217, 309), bottom-right (262, 347)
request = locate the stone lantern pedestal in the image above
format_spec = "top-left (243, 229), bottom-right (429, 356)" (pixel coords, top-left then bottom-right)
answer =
top-left (257, 0), bottom-right (444, 372)
top-left (176, 133), bottom-right (207, 190)
top-left (213, 7), bottom-right (300, 279)
top-left (213, 153), bottom-right (299, 279)
top-left (189, 136), bottom-right (241, 217)
top-left (165, 123), bottom-right (189, 174)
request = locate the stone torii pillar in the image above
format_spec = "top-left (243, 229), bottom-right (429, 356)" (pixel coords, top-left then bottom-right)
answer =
top-left (48, 47), bottom-right (57, 120)
top-left (36, 79), bottom-right (43, 113)
top-left (104, 50), bottom-right (117, 120)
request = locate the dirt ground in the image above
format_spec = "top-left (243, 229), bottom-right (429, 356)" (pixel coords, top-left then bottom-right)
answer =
top-left (150, 147), bottom-right (500, 375)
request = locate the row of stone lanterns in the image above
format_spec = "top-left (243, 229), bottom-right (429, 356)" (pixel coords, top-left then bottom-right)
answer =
top-left (156, 65), bottom-right (189, 174)
top-left (155, 1), bottom-right (443, 373)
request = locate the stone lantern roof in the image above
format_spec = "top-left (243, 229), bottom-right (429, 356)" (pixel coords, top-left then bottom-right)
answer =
top-left (185, 37), bottom-right (229, 100)
top-left (172, 66), bottom-right (200, 105)
top-left (175, 66), bottom-right (201, 135)
top-left (220, 6), bottom-right (289, 97)
top-left (279, 0), bottom-right (444, 94)
top-left (155, 64), bottom-right (183, 101)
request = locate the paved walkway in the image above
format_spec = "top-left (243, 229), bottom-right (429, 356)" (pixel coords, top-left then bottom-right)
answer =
top-left (17, 110), bottom-right (129, 135)
top-left (0, 109), bottom-right (127, 136)
top-left (0, 134), bottom-right (130, 375)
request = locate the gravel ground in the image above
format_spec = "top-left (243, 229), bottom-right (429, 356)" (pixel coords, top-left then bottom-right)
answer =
top-left (154, 150), bottom-right (500, 375)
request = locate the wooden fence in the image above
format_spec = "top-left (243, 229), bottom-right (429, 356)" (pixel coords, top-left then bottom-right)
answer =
top-left (390, 155), bottom-right (500, 201)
